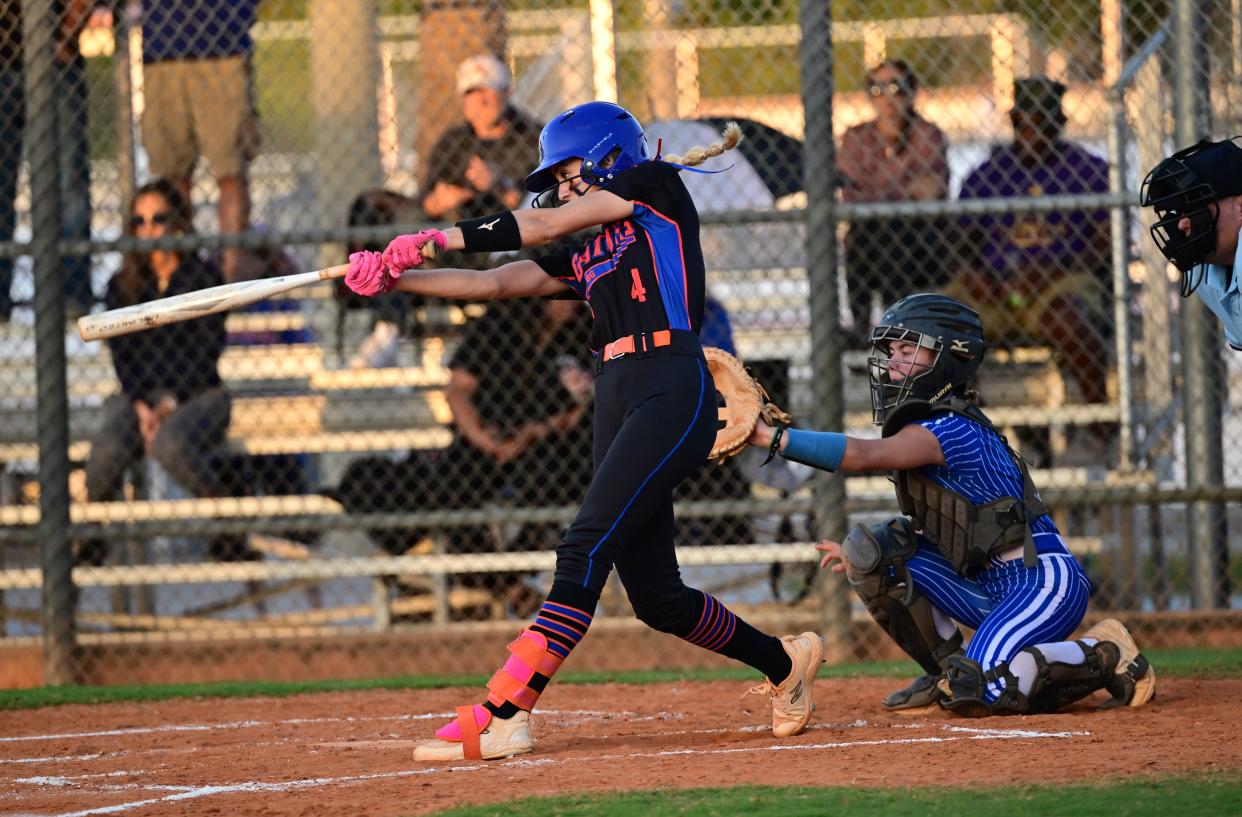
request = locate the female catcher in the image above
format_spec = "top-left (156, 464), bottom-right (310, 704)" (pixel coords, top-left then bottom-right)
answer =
top-left (344, 101), bottom-right (824, 760)
top-left (749, 293), bottom-right (1156, 717)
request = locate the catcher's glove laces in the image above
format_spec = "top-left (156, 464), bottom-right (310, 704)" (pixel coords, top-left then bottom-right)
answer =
top-left (703, 347), bottom-right (793, 464)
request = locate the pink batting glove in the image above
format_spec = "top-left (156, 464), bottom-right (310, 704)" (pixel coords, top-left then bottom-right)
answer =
top-left (382, 229), bottom-right (448, 272)
top-left (345, 251), bottom-right (396, 297)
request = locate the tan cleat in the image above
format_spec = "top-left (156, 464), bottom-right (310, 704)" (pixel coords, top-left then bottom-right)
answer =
top-left (413, 708), bottom-right (534, 762)
top-left (1085, 618), bottom-right (1157, 707)
top-left (748, 632), bottom-right (825, 738)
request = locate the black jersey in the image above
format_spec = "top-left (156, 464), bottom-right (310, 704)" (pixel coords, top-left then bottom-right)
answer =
top-left (534, 161), bottom-right (706, 349)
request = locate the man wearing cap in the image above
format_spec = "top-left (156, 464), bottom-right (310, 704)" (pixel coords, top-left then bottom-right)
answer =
top-left (421, 54), bottom-right (541, 224)
top-left (949, 77), bottom-right (1113, 417)
top-left (1141, 137), bottom-right (1242, 350)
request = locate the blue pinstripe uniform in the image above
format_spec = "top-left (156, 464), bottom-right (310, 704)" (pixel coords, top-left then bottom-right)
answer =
top-left (903, 413), bottom-right (1091, 702)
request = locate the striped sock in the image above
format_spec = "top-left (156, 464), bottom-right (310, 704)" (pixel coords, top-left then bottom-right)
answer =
top-left (682, 590), bottom-right (791, 682)
top-left (684, 591), bottom-right (738, 651)
top-left (485, 583), bottom-right (596, 719)
top-left (531, 600), bottom-right (593, 659)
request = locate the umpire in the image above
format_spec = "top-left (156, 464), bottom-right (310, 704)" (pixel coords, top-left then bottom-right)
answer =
top-left (1141, 137), bottom-right (1242, 350)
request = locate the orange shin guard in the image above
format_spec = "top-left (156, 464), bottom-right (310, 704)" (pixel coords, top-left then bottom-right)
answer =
top-left (485, 629), bottom-right (565, 711)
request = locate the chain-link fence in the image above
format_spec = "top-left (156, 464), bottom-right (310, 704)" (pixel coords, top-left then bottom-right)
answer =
top-left (0, 0), bottom-right (1237, 688)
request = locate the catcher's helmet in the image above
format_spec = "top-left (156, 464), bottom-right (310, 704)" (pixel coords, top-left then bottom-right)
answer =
top-left (1140, 136), bottom-right (1242, 295)
top-left (523, 101), bottom-right (650, 195)
top-left (868, 293), bottom-right (985, 425)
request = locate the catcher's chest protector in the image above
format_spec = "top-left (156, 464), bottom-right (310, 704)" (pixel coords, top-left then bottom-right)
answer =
top-left (882, 399), bottom-right (1049, 576)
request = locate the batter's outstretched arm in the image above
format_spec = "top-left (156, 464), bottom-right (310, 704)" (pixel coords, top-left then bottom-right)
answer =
top-left (392, 259), bottom-right (568, 300)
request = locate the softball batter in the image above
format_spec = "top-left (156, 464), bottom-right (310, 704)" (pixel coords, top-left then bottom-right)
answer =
top-left (344, 101), bottom-right (824, 760)
top-left (749, 293), bottom-right (1156, 716)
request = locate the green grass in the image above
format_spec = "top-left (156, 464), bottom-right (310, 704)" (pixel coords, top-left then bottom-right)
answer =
top-left (1, 646), bottom-right (1238, 712)
top-left (427, 775), bottom-right (1242, 817)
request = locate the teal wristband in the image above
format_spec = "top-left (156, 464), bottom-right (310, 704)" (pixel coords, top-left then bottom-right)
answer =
top-left (761, 424), bottom-right (786, 466)
top-left (781, 429), bottom-right (847, 472)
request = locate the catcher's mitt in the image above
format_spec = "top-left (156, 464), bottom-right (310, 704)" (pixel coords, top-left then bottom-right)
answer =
top-left (704, 347), bottom-right (792, 464)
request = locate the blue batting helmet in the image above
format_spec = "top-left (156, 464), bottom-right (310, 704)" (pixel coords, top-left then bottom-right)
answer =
top-left (523, 101), bottom-right (650, 193)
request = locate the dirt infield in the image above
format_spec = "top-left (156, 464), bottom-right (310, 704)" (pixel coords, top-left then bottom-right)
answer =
top-left (2, 677), bottom-right (1239, 816)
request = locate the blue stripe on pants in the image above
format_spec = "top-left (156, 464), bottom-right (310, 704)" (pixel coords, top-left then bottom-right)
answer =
top-left (905, 533), bottom-right (1090, 702)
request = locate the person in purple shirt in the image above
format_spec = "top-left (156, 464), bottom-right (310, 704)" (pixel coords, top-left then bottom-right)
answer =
top-left (948, 78), bottom-right (1113, 419)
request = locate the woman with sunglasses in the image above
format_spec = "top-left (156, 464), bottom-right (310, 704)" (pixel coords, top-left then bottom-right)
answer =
top-left (81, 178), bottom-right (250, 566)
top-left (838, 59), bottom-right (950, 341)
top-left (343, 101), bottom-right (825, 761)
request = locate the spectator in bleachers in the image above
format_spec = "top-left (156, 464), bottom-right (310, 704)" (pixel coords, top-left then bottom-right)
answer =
top-left (139, 0), bottom-right (260, 283)
top-left (838, 59), bottom-right (950, 340)
top-left (422, 54), bottom-right (541, 223)
top-left (439, 296), bottom-right (593, 509)
top-left (334, 295), bottom-right (593, 615)
top-left (948, 77), bottom-right (1112, 413)
top-left (79, 179), bottom-right (251, 565)
top-left (0, 0), bottom-right (96, 322)
top-left (341, 189), bottom-right (423, 368)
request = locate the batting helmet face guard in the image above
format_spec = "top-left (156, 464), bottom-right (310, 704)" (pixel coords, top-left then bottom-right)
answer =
top-left (1141, 137), bottom-right (1242, 295)
top-left (868, 293), bottom-right (986, 425)
top-left (523, 101), bottom-right (650, 196)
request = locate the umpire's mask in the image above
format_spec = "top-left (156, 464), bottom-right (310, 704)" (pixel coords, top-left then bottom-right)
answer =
top-left (1141, 137), bottom-right (1242, 296)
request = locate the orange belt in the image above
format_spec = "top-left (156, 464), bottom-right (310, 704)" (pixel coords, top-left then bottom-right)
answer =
top-left (602, 330), bottom-right (672, 362)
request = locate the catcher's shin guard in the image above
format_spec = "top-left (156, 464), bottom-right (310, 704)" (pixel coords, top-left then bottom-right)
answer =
top-left (484, 629), bottom-right (566, 712)
top-left (942, 642), bottom-right (1122, 718)
top-left (844, 518), bottom-right (964, 679)
top-left (1019, 641), bottom-right (1119, 713)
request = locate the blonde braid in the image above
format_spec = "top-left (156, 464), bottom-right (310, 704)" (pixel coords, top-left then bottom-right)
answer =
top-left (662, 121), bottom-right (743, 166)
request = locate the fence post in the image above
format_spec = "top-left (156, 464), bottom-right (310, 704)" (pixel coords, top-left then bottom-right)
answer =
top-left (1173, 0), bottom-right (1231, 609)
top-left (310, 0), bottom-right (383, 267)
top-left (23, 0), bottom-right (75, 685)
top-left (588, 0), bottom-right (618, 102)
top-left (799, 0), bottom-right (851, 661)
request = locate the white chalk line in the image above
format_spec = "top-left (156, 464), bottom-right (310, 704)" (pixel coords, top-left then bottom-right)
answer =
top-left (11, 720), bottom-right (1089, 817)
top-left (0, 708), bottom-right (642, 746)
top-left (0, 754), bottom-right (104, 766)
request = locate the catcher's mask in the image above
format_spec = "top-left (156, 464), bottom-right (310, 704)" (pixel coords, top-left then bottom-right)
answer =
top-left (524, 101), bottom-right (649, 205)
top-left (868, 293), bottom-right (985, 425)
top-left (1140, 136), bottom-right (1242, 296)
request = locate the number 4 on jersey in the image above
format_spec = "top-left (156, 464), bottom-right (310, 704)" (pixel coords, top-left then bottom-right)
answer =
top-left (630, 268), bottom-right (647, 302)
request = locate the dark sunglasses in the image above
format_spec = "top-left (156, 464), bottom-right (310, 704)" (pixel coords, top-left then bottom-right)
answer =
top-left (868, 80), bottom-right (911, 97)
top-left (130, 212), bottom-right (172, 228)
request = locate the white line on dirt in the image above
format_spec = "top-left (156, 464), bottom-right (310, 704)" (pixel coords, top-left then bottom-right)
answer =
top-left (0, 754), bottom-right (103, 766)
top-left (0, 709), bottom-right (636, 745)
top-left (15, 722), bottom-right (1088, 817)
